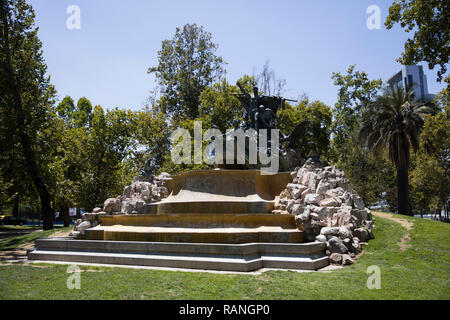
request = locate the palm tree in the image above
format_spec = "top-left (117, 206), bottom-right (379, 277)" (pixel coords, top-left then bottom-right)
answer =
top-left (359, 83), bottom-right (434, 215)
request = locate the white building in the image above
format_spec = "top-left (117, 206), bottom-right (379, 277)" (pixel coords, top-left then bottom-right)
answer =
top-left (387, 65), bottom-right (434, 102)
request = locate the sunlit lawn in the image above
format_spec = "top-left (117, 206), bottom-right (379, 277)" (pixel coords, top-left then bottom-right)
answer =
top-left (0, 213), bottom-right (449, 299)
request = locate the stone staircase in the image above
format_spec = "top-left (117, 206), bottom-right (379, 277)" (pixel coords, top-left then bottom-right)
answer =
top-left (27, 170), bottom-right (330, 271)
top-left (84, 213), bottom-right (304, 244)
top-left (28, 237), bottom-right (329, 272)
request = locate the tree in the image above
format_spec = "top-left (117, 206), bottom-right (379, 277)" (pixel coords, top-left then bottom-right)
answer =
top-left (73, 97), bottom-right (92, 127)
top-left (359, 83), bottom-right (435, 215)
top-left (277, 98), bottom-right (332, 161)
top-left (330, 65), bottom-right (382, 164)
top-left (254, 60), bottom-right (286, 96)
top-left (79, 106), bottom-right (136, 210)
top-left (328, 66), bottom-right (400, 207)
top-left (337, 143), bottom-right (397, 207)
top-left (410, 104), bottom-right (450, 214)
top-left (0, 0), bottom-right (56, 229)
top-left (44, 116), bottom-right (85, 226)
top-left (198, 76), bottom-right (256, 133)
top-left (130, 109), bottom-right (171, 174)
top-left (148, 23), bottom-right (226, 121)
top-left (385, 0), bottom-right (450, 82)
top-left (158, 75), bottom-right (257, 174)
top-left (56, 96), bottom-right (75, 122)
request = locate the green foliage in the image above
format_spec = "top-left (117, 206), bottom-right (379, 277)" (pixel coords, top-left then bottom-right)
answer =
top-left (158, 76), bottom-right (259, 175)
top-left (148, 23), bottom-right (226, 121)
top-left (385, 0), bottom-right (450, 82)
top-left (56, 96), bottom-right (75, 122)
top-left (277, 98), bottom-right (332, 161)
top-left (129, 109), bottom-right (171, 174)
top-left (329, 65), bottom-right (390, 206)
top-left (198, 78), bottom-right (247, 132)
top-left (0, 0), bottom-right (57, 228)
top-left (410, 105), bottom-right (450, 213)
top-left (78, 106), bottom-right (134, 210)
top-left (73, 97), bottom-right (93, 127)
top-left (338, 146), bottom-right (397, 207)
top-left (359, 83), bottom-right (435, 214)
top-left (330, 65), bottom-right (382, 163)
top-left (359, 83), bottom-right (434, 169)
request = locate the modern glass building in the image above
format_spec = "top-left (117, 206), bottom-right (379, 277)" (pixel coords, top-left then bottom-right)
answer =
top-left (387, 65), bottom-right (434, 102)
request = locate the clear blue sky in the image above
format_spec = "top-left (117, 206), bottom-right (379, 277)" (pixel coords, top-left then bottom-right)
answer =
top-left (29, 0), bottom-right (447, 111)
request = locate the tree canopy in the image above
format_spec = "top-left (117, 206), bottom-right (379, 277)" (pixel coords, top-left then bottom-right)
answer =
top-left (385, 0), bottom-right (450, 82)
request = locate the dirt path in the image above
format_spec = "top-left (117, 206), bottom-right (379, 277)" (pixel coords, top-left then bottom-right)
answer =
top-left (372, 211), bottom-right (414, 251)
top-left (0, 229), bottom-right (71, 264)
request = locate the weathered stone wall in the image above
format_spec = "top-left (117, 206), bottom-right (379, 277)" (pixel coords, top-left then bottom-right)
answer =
top-left (273, 160), bottom-right (375, 265)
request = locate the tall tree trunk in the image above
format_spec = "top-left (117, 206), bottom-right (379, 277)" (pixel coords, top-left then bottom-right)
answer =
top-left (0, 1), bottom-right (53, 229)
top-left (12, 194), bottom-right (19, 218)
top-left (62, 206), bottom-right (70, 227)
top-left (396, 166), bottom-right (411, 216)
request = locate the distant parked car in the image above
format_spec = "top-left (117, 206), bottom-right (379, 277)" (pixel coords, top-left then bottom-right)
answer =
top-left (0, 215), bottom-right (27, 226)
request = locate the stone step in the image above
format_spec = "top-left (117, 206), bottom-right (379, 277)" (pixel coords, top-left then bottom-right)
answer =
top-left (155, 200), bottom-right (275, 214)
top-left (34, 238), bottom-right (325, 256)
top-left (28, 238), bottom-right (329, 272)
top-left (98, 213), bottom-right (298, 228)
top-left (85, 225), bottom-right (304, 243)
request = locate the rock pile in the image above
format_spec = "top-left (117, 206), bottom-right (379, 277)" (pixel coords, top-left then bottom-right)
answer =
top-left (273, 159), bottom-right (375, 265)
top-left (118, 173), bottom-right (171, 214)
top-left (70, 173), bottom-right (171, 237)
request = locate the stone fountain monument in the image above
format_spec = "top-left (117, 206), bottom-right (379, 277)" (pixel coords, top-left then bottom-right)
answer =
top-left (28, 84), bottom-right (374, 271)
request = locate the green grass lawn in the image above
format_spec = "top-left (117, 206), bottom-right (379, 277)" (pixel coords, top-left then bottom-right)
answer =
top-left (0, 213), bottom-right (449, 299)
top-left (0, 226), bottom-right (72, 252)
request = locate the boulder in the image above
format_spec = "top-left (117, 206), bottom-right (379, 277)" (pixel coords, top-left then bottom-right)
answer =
top-left (351, 209), bottom-right (368, 225)
top-left (286, 200), bottom-right (295, 213)
top-left (319, 197), bottom-right (340, 207)
top-left (156, 172), bottom-right (171, 180)
top-left (300, 172), bottom-right (311, 186)
top-left (340, 192), bottom-right (352, 206)
top-left (330, 253), bottom-right (343, 264)
top-left (103, 198), bottom-right (121, 213)
top-left (123, 185), bottom-right (131, 198)
top-left (308, 173), bottom-right (320, 191)
top-left (300, 188), bottom-right (312, 201)
top-left (314, 206), bottom-right (329, 220)
top-left (304, 193), bottom-right (323, 205)
top-left (325, 187), bottom-right (345, 198)
top-left (342, 254), bottom-right (354, 265)
top-left (327, 236), bottom-right (349, 254)
top-left (75, 221), bottom-right (91, 235)
top-left (352, 194), bottom-right (365, 210)
top-left (299, 208), bottom-right (311, 221)
top-left (315, 235), bottom-right (327, 243)
top-left (339, 226), bottom-right (353, 239)
top-left (310, 212), bottom-right (319, 220)
top-left (353, 228), bottom-right (370, 242)
top-left (320, 227), bottom-right (340, 236)
top-left (92, 207), bottom-right (102, 214)
top-left (316, 179), bottom-right (336, 195)
top-left (286, 184), bottom-right (308, 200)
top-left (69, 230), bottom-right (81, 237)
